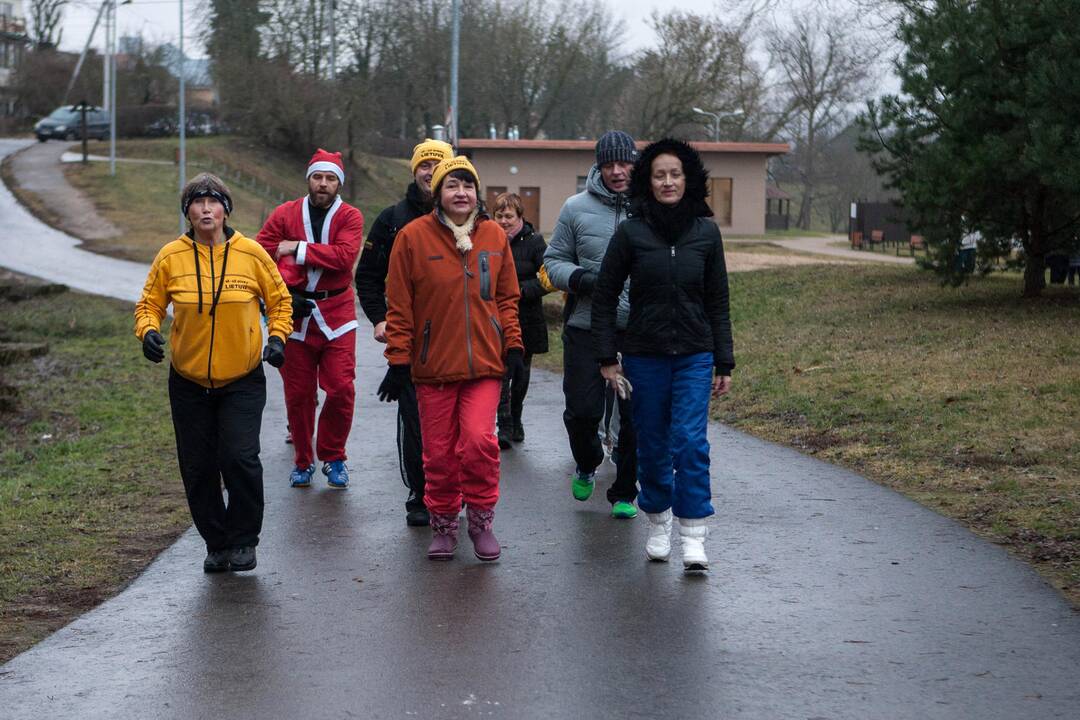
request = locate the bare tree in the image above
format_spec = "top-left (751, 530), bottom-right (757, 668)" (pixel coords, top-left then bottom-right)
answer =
top-left (28, 0), bottom-right (66, 50)
top-left (767, 11), bottom-right (873, 229)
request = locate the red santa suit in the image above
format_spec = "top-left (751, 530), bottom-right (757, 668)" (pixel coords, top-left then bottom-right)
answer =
top-left (256, 150), bottom-right (363, 473)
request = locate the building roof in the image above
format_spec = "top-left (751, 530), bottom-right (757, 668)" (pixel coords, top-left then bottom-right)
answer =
top-left (459, 138), bottom-right (790, 155)
top-left (766, 185), bottom-right (793, 200)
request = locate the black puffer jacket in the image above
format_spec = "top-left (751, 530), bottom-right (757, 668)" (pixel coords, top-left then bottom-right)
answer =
top-left (591, 138), bottom-right (734, 374)
top-left (355, 182), bottom-right (431, 325)
top-left (509, 221), bottom-right (551, 354)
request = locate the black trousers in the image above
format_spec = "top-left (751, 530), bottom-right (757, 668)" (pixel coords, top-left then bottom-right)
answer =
top-left (497, 352), bottom-right (534, 430)
top-left (561, 326), bottom-right (637, 503)
top-left (397, 377), bottom-right (426, 512)
top-left (169, 365), bottom-right (266, 552)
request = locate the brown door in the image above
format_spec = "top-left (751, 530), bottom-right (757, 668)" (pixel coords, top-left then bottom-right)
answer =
top-left (485, 186), bottom-right (507, 213)
top-left (519, 187), bottom-right (541, 227)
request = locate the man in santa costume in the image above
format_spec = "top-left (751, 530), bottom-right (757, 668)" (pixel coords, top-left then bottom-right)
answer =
top-left (256, 149), bottom-right (364, 489)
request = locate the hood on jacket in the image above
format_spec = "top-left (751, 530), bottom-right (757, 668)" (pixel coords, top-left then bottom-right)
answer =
top-left (629, 138), bottom-right (712, 217)
top-left (585, 165), bottom-right (624, 206)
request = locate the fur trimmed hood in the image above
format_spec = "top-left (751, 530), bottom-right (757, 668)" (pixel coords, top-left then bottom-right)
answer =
top-left (628, 138), bottom-right (713, 222)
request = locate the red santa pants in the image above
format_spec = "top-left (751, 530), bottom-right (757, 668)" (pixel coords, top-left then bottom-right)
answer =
top-left (280, 329), bottom-right (356, 468)
top-left (416, 378), bottom-right (502, 517)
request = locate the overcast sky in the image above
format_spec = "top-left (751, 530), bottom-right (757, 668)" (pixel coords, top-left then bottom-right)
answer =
top-left (57, 0), bottom-right (729, 58)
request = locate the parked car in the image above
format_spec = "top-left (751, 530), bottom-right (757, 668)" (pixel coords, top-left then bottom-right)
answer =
top-left (33, 106), bottom-right (110, 142)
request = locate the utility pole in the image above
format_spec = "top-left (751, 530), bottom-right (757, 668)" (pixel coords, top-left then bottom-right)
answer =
top-left (449, 0), bottom-right (460, 148)
top-left (108, 0), bottom-right (117, 176)
top-left (328, 0), bottom-right (336, 81)
top-left (178, 0), bottom-right (187, 233)
top-left (62, 1), bottom-right (109, 107)
top-left (102, 0), bottom-right (110, 111)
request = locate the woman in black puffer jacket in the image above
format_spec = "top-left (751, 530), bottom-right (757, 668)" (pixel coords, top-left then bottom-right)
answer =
top-left (591, 138), bottom-right (733, 574)
top-left (492, 192), bottom-right (552, 447)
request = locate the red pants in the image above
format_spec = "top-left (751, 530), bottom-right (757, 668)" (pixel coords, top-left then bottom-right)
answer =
top-left (416, 378), bottom-right (501, 516)
top-left (280, 330), bottom-right (356, 467)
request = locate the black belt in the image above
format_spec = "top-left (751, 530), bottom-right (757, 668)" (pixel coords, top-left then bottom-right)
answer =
top-left (299, 287), bottom-right (347, 300)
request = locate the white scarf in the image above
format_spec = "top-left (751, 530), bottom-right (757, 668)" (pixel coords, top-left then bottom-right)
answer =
top-left (446, 209), bottom-right (479, 253)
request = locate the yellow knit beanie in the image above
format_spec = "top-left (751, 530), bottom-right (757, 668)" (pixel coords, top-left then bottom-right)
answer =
top-left (410, 139), bottom-right (454, 173)
top-left (431, 156), bottom-right (481, 194)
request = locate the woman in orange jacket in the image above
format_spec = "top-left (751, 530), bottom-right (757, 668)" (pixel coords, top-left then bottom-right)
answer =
top-left (378, 157), bottom-right (524, 561)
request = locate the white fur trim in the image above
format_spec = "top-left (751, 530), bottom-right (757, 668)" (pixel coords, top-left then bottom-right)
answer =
top-left (307, 160), bottom-right (345, 184)
top-left (296, 241), bottom-right (307, 265)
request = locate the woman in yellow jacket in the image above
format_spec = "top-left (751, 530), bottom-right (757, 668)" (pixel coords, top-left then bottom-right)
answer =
top-left (135, 173), bottom-right (292, 573)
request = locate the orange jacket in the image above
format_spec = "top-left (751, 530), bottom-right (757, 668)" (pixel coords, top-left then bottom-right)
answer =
top-left (385, 211), bottom-right (523, 384)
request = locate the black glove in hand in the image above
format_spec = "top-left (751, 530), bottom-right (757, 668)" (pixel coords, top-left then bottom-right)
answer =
top-left (574, 270), bottom-right (597, 296)
top-left (290, 291), bottom-right (314, 319)
top-left (377, 364), bottom-right (411, 403)
top-left (505, 347), bottom-right (526, 385)
top-left (262, 336), bottom-right (286, 368)
top-left (142, 329), bottom-right (165, 363)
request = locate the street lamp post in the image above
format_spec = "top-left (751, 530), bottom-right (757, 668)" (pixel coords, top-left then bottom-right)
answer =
top-left (692, 107), bottom-right (744, 142)
top-left (179, 0), bottom-right (186, 233)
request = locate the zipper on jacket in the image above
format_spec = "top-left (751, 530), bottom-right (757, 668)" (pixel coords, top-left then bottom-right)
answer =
top-left (462, 252), bottom-right (475, 376)
top-left (489, 315), bottom-right (503, 341)
top-left (206, 244), bottom-right (217, 388)
top-left (668, 243), bottom-right (677, 350)
top-left (420, 320), bottom-right (432, 364)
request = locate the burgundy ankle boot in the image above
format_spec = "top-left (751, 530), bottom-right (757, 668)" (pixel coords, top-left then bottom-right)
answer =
top-left (428, 513), bottom-right (459, 560)
top-left (466, 507), bottom-right (501, 561)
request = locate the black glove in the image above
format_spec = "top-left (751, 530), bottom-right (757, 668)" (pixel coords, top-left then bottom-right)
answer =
top-left (505, 347), bottom-right (526, 385)
top-left (262, 336), bottom-right (286, 368)
top-left (571, 269), bottom-right (597, 296)
top-left (142, 329), bottom-right (165, 363)
top-left (290, 291), bottom-right (314, 319)
top-left (377, 364), bottom-right (411, 403)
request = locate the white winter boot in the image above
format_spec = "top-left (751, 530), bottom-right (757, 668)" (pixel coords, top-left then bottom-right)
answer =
top-left (644, 509), bottom-right (673, 561)
top-left (678, 518), bottom-right (709, 573)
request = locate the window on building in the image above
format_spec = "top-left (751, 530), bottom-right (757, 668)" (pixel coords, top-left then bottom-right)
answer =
top-left (710, 178), bottom-right (733, 227)
top-left (0, 4), bottom-right (13, 18)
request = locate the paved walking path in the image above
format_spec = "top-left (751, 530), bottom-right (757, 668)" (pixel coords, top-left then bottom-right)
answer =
top-left (5, 139), bottom-right (122, 242)
top-left (1, 138), bottom-right (1079, 719)
top-left (768, 234), bottom-right (917, 264)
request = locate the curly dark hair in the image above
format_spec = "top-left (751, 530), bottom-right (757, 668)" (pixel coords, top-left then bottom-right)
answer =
top-left (628, 138), bottom-right (712, 218)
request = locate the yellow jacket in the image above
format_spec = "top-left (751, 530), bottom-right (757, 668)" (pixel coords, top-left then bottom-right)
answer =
top-left (135, 228), bottom-right (293, 388)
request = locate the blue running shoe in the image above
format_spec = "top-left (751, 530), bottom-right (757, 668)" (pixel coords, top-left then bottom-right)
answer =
top-left (289, 464), bottom-right (315, 488)
top-left (323, 460), bottom-right (350, 489)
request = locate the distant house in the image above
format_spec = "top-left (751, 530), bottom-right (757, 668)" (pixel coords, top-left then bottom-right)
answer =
top-left (0, 0), bottom-right (28, 120)
top-left (459, 138), bottom-right (790, 236)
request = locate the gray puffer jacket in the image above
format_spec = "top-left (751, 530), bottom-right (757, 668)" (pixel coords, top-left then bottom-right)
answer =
top-left (543, 165), bottom-right (631, 331)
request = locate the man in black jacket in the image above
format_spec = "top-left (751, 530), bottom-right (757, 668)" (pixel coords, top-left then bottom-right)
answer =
top-left (355, 138), bottom-right (453, 526)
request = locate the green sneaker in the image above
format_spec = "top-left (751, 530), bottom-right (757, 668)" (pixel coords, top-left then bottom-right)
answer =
top-left (570, 470), bottom-right (595, 501)
top-left (611, 501), bottom-right (637, 519)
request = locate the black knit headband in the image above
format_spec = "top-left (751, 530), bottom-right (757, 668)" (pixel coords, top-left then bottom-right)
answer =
top-left (182, 189), bottom-right (232, 217)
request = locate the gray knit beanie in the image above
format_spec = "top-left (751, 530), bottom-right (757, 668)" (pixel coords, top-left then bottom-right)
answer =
top-left (595, 130), bottom-right (638, 166)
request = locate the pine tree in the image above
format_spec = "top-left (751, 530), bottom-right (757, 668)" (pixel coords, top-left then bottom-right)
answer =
top-left (861, 0), bottom-right (1080, 296)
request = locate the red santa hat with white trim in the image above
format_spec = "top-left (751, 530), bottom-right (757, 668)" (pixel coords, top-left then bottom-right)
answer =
top-left (307, 148), bottom-right (345, 184)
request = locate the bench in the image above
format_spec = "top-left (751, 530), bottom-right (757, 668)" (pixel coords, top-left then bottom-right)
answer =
top-left (908, 234), bottom-right (926, 256)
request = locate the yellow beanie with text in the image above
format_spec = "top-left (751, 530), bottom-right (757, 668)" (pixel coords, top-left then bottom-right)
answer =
top-left (431, 156), bottom-right (481, 194)
top-left (410, 139), bottom-right (454, 173)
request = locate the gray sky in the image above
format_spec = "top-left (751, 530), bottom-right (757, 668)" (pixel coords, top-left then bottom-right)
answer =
top-left (57, 0), bottom-right (723, 58)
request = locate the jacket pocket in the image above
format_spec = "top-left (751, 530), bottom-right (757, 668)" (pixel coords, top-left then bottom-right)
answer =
top-left (489, 315), bottom-right (503, 342)
top-left (420, 319), bottom-right (432, 364)
top-left (478, 251), bottom-right (492, 300)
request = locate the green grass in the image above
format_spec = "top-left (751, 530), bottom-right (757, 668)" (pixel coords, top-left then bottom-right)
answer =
top-left (719, 264), bottom-right (1080, 602)
top-left (0, 277), bottom-right (188, 662)
top-left (536, 265), bottom-right (1080, 604)
top-left (64, 137), bottom-right (411, 264)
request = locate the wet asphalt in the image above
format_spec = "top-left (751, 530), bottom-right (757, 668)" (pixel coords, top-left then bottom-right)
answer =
top-left (1, 138), bottom-right (1079, 719)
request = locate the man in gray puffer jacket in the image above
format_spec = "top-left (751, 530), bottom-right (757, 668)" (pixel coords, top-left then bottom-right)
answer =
top-left (543, 130), bottom-right (639, 517)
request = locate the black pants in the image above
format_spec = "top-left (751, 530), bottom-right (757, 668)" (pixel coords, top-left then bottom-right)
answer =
top-left (169, 365), bottom-right (266, 552)
top-left (397, 377), bottom-right (426, 512)
top-left (561, 326), bottom-right (637, 503)
top-left (498, 352), bottom-right (533, 431)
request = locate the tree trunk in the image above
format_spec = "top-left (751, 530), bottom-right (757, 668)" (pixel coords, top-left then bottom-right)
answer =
top-left (1022, 252), bottom-right (1046, 297)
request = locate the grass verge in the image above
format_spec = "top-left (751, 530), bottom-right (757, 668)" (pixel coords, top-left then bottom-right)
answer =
top-left (537, 264), bottom-right (1080, 605)
top-left (0, 271), bottom-right (188, 663)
